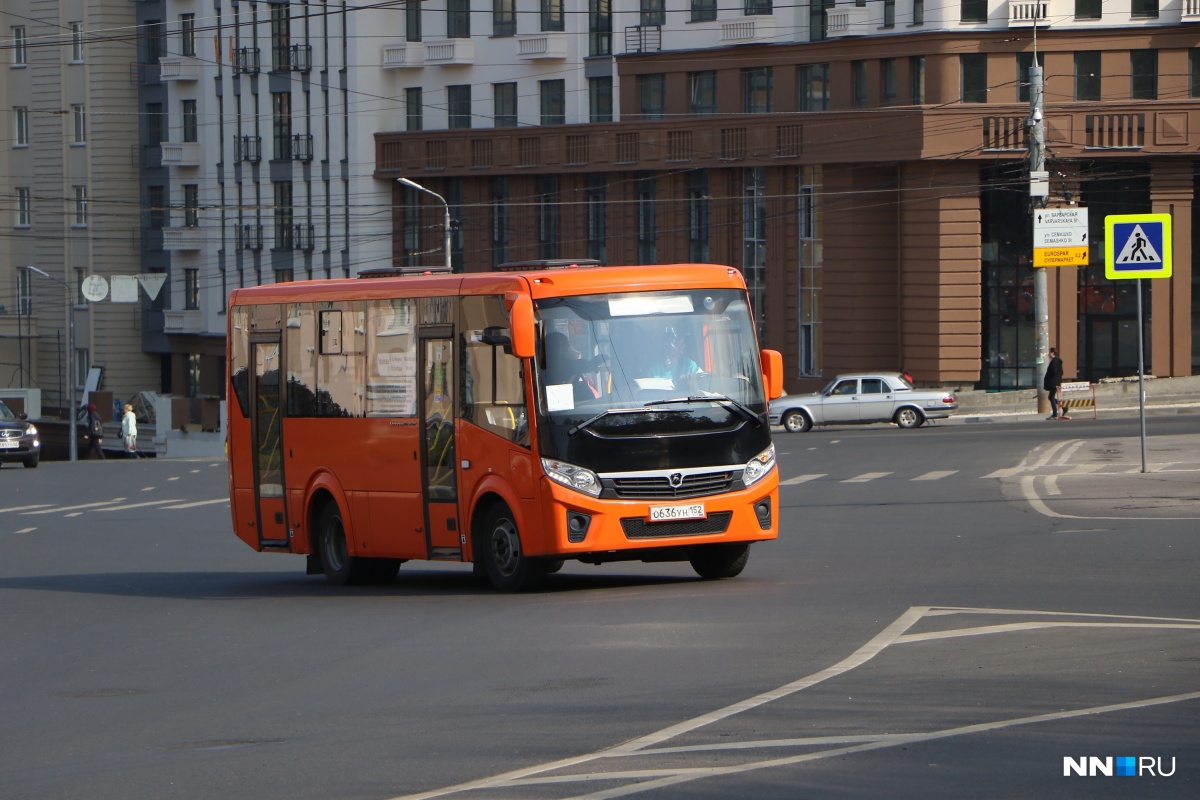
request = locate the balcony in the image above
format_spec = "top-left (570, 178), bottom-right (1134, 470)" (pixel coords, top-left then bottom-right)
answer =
top-left (291, 134), bottom-right (314, 162)
top-left (273, 43), bottom-right (312, 73)
top-left (423, 39), bottom-right (474, 66)
top-left (162, 226), bottom-right (206, 251)
top-left (826, 7), bottom-right (869, 37)
top-left (239, 224), bottom-right (263, 250)
top-left (382, 43), bottom-right (424, 68)
top-left (159, 55), bottom-right (201, 81)
top-left (515, 33), bottom-right (568, 61)
top-left (1184, 0), bottom-right (1200, 19)
top-left (235, 47), bottom-right (261, 74)
top-left (235, 135), bottom-right (262, 163)
top-left (293, 224), bottom-right (315, 251)
top-left (1008, 1), bottom-right (1048, 26)
top-left (625, 25), bottom-right (661, 54)
top-left (159, 141), bottom-right (201, 166)
top-left (163, 309), bottom-right (205, 334)
top-left (720, 20), bottom-right (755, 42)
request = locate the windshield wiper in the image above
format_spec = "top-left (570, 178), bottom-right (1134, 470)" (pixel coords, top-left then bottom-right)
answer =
top-left (567, 407), bottom-right (668, 437)
top-left (643, 395), bottom-right (763, 426)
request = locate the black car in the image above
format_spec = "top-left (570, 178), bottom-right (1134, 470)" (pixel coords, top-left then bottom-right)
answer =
top-left (0, 400), bottom-right (41, 468)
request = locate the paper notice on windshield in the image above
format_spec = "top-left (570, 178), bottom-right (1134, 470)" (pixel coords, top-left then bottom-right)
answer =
top-left (546, 384), bottom-right (575, 412)
top-left (634, 378), bottom-right (674, 391)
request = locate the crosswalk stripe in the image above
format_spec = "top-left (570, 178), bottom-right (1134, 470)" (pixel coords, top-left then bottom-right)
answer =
top-left (844, 472), bottom-right (892, 483)
top-left (97, 499), bottom-right (184, 511)
top-left (22, 500), bottom-right (124, 515)
top-left (160, 498), bottom-right (231, 509)
top-left (781, 474), bottom-right (826, 485)
top-left (0, 504), bottom-right (53, 514)
top-left (913, 470), bottom-right (958, 481)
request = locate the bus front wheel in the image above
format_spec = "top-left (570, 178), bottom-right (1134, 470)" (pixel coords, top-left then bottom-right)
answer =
top-left (480, 504), bottom-right (541, 592)
top-left (688, 543), bottom-right (751, 580)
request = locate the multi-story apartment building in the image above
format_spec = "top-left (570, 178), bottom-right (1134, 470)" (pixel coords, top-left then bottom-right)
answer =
top-left (376, 0), bottom-right (1200, 391)
top-left (4, 3), bottom-right (159, 412)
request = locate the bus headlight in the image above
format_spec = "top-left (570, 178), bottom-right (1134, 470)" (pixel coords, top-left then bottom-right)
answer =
top-left (542, 458), bottom-right (602, 497)
top-left (742, 443), bottom-right (776, 487)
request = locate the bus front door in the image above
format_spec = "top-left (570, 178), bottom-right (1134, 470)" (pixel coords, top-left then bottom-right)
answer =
top-left (251, 337), bottom-right (289, 548)
top-left (419, 333), bottom-right (460, 559)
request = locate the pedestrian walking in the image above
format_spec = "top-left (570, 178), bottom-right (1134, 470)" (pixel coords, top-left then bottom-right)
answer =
top-left (85, 403), bottom-right (106, 459)
top-left (1043, 347), bottom-right (1069, 420)
top-left (120, 403), bottom-right (139, 457)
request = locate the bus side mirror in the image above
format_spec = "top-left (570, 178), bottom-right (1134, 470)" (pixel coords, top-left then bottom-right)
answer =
top-left (761, 349), bottom-right (784, 400)
top-left (509, 295), bottom-right (536, 359)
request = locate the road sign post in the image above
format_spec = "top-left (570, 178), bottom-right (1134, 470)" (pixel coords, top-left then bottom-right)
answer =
top-left (1104, 213), bottom-right (1173, 473)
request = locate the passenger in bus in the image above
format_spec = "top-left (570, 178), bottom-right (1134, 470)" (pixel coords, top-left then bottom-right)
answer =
top-left (545, 332), bottom-right (600, 401)
top-left (649, 328), bottom-right (700, 383)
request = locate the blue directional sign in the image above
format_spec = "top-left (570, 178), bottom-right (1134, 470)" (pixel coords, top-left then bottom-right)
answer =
top-left (1105, 213), bottom-right (1172, 280)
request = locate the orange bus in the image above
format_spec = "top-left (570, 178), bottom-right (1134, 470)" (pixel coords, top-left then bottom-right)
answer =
top-left (227, 263), bottom-right (783, 591)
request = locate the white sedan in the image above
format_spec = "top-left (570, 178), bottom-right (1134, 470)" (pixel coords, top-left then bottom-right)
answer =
top-left (768, 372), bottom-right (957, 433)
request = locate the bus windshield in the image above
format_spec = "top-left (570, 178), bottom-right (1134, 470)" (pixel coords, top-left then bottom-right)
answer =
top-left (534, 289), bottom-right (769, 471)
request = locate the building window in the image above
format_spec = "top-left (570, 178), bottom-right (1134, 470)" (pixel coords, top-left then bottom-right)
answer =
top-left (852, 60), bottom-right (868, 108)
top-left (691, 0), bottom-right (717, 21)
top-left (273, 182), bottom-right (293, 247)
top-left (586, 174), bottom-right (606, 263)
top-left (493, 83), bottom-right (517, 128)
top-left (637, 173), bottom-right (656, 265)
top-left (537, 175), bottom-right (558, 260)
top-left (746, 0), bottom-right (772, 15)
top-left (448, 0), bottom-right (470, 38)
top-left (491, 176), bottom-right (509, 267)
top-left (17, 269), bottom-right (32, 315)
top-left (269, 4), bottom-right (291, 71)
top-left (1016, 52), bottom-right (1044, 104)
top-left (1130, 50), bottom-right (1157, 100)
top-left (72, 105), bottom-right (86, 143)
top-left (799, 64), bottom-right (830, 111)
top-left (881, 59), bottom-right (897, 106)
top-left (798, 184), bottom-right (815, 240)
top-left (809, 0), bottom-right (830, 42)
top-left (148, 185), bottom-right (167, 228)
top-left (688, 170), bottom-right (709, 263)
top-left (961, 53), bottom-right (988, 103)
top-left (911, 55), bottom-right (926, 103)
top-left (961, 0), bottom-right (987, 22)
top-left (1190, 49), bottom-right (1200, 98)
top-left (406, 87), bottom-right (423, 131)
top-left (12, 26), bottom-right (27, 65)
top-left (639, 74), bottom-right (666, 120)
top-left (16, 187), bottom-right (31, 227)
top-left (406, 0), bottom-right (422, 41)
top-left (1075, 51), bottom-right (1100, 101)
top-left (589, 77), bottom-right (612, 123)
top-left (184, 184), bottom-right (199, 227)
top-left (272, 92), bottom-right (292, 158)
top-left (70, 23), bottom-right (84, 62)
top-left (913, 0), bottom-right (924, 24)
top-left (1075, 0), bottom-right (1100, 19)
top-left (641, 0), bottom-right (665, 27)
top-left (74, 186), bottom-right (88, 227)
top-left (185, 269), bottom-right (200, 310)
top-left (883, 0), bottom-right (895, 27)
top-left (181, 99), bottom-right (198, 142)
top-left (589, 0), bottom-right (611, 56)
top-left (180, 13), bottom-right (196, 57)
top-left (743, 167), bottom-right (767, 337)
top-left (401, 184), bottom-right (421, 267)
top-left (540, 79), bottom-right (565, 125)
top-left (690, 71), bottom-right (717, 116)
top-left (76, 349), bottom-right (90, 388)
top-left (1131, 0), bottom-right (1158, 17)
top-left (75, 268), bottom-right (86, 305)
top-left (743, 67), bottom-right (772, 114)
top-left (541, 0), bottom-right (565, 31)
top-left (14, 107), bottom-right (29, 146)
top-left (146, 102), bottom-right (165, 145)
top-left (448, 85), bottom-right (472, 129)
top-left (144, 20), bottom-right (164, 63)
top-left (493, 0), bottom-right (515, 36)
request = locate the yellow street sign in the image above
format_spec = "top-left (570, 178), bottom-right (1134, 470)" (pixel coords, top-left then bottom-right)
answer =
top-left (1034, 247), bottom-right (1089, 267)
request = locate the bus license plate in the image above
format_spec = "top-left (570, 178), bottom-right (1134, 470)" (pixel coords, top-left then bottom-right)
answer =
top-left (649, 504), bottom-right (706, 522)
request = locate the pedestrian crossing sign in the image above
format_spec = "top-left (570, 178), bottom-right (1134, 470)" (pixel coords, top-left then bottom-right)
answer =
top-left (1105, 213), bottom-right (1172, 280)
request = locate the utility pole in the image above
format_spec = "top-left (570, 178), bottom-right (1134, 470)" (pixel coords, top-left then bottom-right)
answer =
top-left (1029, 62), bottom-right (1050, 414)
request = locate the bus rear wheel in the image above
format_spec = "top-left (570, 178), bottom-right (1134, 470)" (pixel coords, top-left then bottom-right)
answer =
top-left (316, 502), bottom-right (378, 586)
top-left (480, 504), bottom-right (542, 592)
top-left (688, 543), bottom-right (751, 580)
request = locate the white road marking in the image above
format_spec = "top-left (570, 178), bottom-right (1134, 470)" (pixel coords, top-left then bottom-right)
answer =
top-left (14, 527), bottom-right (36, 534)
top-left (0, 504), bottom-right (53, 514)
top-left (190, 470), bottom-right (201, 474)
top-left (97, 499), bottom-right (184, 511)
top-left (168, 476), bottom-right (180, 481)
top-left (1019, 475), bottom-right (1200, 521)
top-left (781, 474), bottom-right (825, 485)
top-left (843, 472), bottom-right (891, 483)
top-left (65, 513), bottom-right (83, 518)
top-left (22, 500), bottom-right (125, 515)
top-left (912, 470), bottom-right (957, 481)
top-left (161, 498), bottom-right (231, 509)
top-left (1044, 475), bottom-right (1061, 496)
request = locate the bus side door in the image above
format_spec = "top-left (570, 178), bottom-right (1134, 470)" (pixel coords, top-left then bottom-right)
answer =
top-left (250, 334), bottom-right (289, 547)
top-left (418, 328), bottom-right (460, 559)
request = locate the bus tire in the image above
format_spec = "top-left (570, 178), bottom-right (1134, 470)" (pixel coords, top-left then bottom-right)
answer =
top-left (688, 543), bottom-right (751, 580)
top-left (315, 501), bottom-right (373, 586)
top-left (480, 504), bottom-right (541, 592)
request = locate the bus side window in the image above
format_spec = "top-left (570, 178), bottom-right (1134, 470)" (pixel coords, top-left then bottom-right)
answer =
top-left (462, 296), bottom-right (528, 447)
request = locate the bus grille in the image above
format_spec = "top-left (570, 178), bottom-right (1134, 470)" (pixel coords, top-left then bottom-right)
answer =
top-left (620, 511), bottom-right (732, 539)
top-left (610, 471), bottom-right (734, 500)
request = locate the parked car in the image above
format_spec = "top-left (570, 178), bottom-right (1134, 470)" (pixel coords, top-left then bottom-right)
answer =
top-left (0, 400), bottom-right (41, 468)
top-left (769, 372), bottom-right (958, 433)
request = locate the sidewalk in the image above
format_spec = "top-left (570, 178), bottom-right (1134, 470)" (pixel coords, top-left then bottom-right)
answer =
top-left (950, 374), bottom-right (1200, 424)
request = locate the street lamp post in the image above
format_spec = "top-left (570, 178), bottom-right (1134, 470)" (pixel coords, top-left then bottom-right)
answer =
top-left (397, 177), bottom-right (452, 272)
top-left (20, 265), bottom-right (77, 461)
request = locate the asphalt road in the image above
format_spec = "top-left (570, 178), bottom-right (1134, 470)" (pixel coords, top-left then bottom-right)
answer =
top-left (1, 416), bottom-right (1198, 799)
